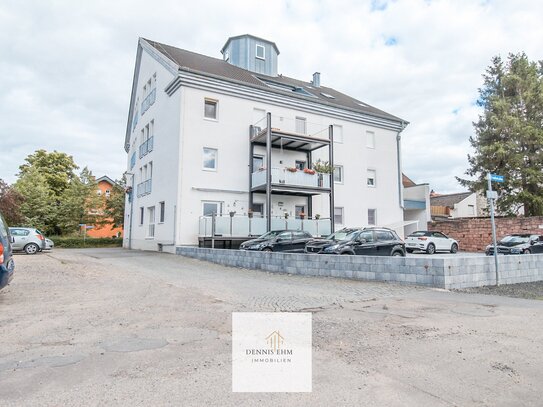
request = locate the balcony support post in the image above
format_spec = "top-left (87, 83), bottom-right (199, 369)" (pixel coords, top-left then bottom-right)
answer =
top-left (266, 113), bottom-right (272, 232)
top-left (328, 125), bottom-right (335, 233)
top-left (307, 150), bottom-right (313, 218)
top-left (249, 126), bottom-right (254, 213)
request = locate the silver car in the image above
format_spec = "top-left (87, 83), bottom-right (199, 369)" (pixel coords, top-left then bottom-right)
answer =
top-left (9, 227), bottom-right (46, 254)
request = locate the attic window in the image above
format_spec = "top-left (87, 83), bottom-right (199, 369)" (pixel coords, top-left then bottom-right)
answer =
top-left (256, 44), bottom-right (265, 60)
top-left (320, 92), bottom-right (335, 99)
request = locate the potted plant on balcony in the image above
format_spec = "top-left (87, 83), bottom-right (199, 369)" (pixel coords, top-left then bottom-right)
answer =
top-left (247, 209), bottom-right (254, 218)
top-left (303, 168), bottom-right (316, 175)
top-left (299, 212), bottom-right (306, 220)
top-left (315, 213), bottom-right (321, 220)
top-left (284, 212), bottom-right (289, 219)
top-left (286, 167), bottom-right (297, 173)
top-left (313, 159), bottom-right (332, 187)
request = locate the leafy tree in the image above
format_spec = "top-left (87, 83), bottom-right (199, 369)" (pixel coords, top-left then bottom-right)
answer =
top-left (0, 179), bottom-right (24, 225)
top-left (57, 167), bottom-right (101, 234)
top-left (14, 167), bottom-right (56, 233)
top-left (105, 174), bottom-right (126, 228)
top-left (458, 53), bottom-right (543, 216)
top-left (18, 149), bottom-right (78, 198)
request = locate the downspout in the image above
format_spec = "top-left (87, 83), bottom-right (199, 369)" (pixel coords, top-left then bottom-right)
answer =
top-left (396, 121), bottom-right (408, 209)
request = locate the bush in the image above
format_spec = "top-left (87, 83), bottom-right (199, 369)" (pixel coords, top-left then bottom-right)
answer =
top-left (48, 236), bottom-right (123, 248)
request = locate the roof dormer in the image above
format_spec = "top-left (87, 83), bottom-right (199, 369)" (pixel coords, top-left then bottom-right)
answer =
top-left (221, 34), bottom-right (280, 77)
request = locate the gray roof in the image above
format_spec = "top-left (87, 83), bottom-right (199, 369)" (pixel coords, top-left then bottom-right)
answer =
top-left (96, 175), bottom-right (116, 185)
top-left (431, 192), bottom-right (473, 208)
top-left (144, 38), bottom-right (406, 123)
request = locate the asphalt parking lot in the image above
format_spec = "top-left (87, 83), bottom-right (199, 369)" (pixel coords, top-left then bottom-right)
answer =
top-left (1, 248), bottom-right (542, 406)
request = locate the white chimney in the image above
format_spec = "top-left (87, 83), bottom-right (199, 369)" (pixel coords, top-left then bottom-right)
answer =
top-left (312, 72), bottom-right (321, 87)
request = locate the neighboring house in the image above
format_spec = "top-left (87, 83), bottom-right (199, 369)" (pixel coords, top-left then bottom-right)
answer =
top-left (402, 174), bottom-right (431, 236)
top-left (123, 34), bottom-right (408, 251)
top-left (430, 191), bottom-right (482, 219)
top-left (86, 176), bottom-right (123, 238)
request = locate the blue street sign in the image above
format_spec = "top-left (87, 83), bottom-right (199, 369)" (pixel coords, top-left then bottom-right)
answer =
top-left (490, 174), bottom-right (504, 183)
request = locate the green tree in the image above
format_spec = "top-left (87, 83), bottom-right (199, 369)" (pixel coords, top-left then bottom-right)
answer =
top-left (105, 174), bottom-right (126, 228)
top-left (0, 179), bottom-right (24, 225)
top-left (458, 53), bottom-right (543, 216)
top-left (18, 149), bottom-right (78, 198)
top-left (14, 167), bottom-right (56, 233)
top-left (57, 167), bottom-right (101, 234)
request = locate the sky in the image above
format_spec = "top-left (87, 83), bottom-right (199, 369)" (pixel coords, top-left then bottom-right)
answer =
top-left (1, 0), bottom-right (542, 192)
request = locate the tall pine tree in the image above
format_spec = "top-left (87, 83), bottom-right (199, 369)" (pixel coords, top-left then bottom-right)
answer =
top-left (458, 53), bottom-right (543, 216)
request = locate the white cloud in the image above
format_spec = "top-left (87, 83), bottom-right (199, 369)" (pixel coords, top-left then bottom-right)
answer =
top-left (1, 0), bottom-right (542, 193)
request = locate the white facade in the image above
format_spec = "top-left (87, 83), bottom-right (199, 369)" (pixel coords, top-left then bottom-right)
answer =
top-left (123, 38), bottom-right (408, 250)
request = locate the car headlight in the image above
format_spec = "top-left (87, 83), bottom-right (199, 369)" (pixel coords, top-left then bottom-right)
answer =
top-left (510, 248), bottom-right (521, 253)
top-left (250, 243), bottom-right (265, 249)
top-left (324, 244), bottom-right (340, 252)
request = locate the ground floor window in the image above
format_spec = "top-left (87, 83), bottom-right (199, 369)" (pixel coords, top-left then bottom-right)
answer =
top-left (334, 207), bottom-right (344, 225)
top-left (139, 207), bottom-right (144, 225)
top-left (203, 201), bottom-right (222, 216)
top-left (159, 201), bottom-right (165, 223)
top-left (368, 208), bottom-right (376, 225)
top-left (295, 205), bottom-right (306, 218)
top-left (147, 206), bottom-right (155, 237)
top-left (251, 203), bottom-right (264, 215)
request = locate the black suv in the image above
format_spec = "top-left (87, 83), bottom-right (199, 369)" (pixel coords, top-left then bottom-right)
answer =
top-left (239, 230), bottom-right (313, 252)
top-left (305, 227), bottom-right (406, 256)
top-left (0, 213), bottom-right (15, 290)
top-left (485, 234), bottom-right (543, 255)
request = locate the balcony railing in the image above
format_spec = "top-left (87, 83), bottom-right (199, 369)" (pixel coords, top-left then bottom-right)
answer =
top-left (130, 152), bottom-right (136, 169)
top-left (252, 168), bottom-right (331, 189)
top-left (199, 214), bottom-right (332, 238)
top-left (141, 88), bottom-right (156, 116)
top-left (139, 136), bottom-right (154, 158)
top-left (137, 179), bottom-right (152, 197)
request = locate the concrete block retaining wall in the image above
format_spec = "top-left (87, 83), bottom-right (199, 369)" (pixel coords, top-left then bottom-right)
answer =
top-left (176, 247), bottom-right (543, 289)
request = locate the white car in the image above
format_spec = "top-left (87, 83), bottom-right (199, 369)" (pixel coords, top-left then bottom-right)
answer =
top-left (405, 231), bottom-right (458, 254)
top-left (45, 238), bottom-right (54, 250)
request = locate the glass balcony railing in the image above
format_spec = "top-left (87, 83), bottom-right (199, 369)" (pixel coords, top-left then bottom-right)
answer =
top-left (130, 152), bottom-right (136, 169)
top-left (139, 136), bottom-right (154, 158)
top-left (141, 88), bottom-right (156, 116)
top-left (252, 167), bottom-right (331, 189)
top-left (136, 179), bottom-right (152, 197)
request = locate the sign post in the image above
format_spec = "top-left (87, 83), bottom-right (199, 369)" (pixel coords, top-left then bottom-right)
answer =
top-left (487, 173), bottom-right (503, 286)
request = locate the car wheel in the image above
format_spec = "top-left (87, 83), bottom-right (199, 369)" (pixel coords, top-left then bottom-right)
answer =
top-left (523, 249), bottom-right (531, 254)
top-left (392, 251), bottom-right (404, 257)
top-left (24, 243), bottom-right (39, 255)
top-left (262, 247), bottom-right (273, 252)
top-left (426, 243), bottom-right (436, 255)
top-left (450, 243), bottom-right (458, 254)
top-left (406, 248), bottom-right (414, 253)
top-left (340, 252), bottom-right (352, 255)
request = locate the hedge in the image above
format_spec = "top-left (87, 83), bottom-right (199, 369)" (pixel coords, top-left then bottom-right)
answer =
top-left (48, 236), bottom-right (123, 248)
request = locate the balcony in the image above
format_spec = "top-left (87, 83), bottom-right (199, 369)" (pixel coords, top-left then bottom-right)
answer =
top-left (139, 136), bottom-right (154, 158)
top-left (130, 152), bottom-right (136, 169)
top-left (141, 88), bottom-right (156, 116)
top-left (252, 168), bottom-right (331, 191)
top-left (137, 179), bottom-right (152, 197)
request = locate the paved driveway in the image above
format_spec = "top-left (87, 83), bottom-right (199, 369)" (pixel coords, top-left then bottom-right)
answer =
top-left (1, 248), bottom-right (542, 406)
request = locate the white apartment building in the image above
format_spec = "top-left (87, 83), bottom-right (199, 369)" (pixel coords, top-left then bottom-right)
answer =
top-left (123, 34), bottom-right (412, 251)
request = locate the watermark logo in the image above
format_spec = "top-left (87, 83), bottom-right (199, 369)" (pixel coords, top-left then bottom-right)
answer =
top-left (232, 312), bottom-right (312, 392)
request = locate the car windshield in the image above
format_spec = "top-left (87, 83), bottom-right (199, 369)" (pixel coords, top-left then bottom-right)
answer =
top-left (500, 235), bottom-right (530, 244)
top-left (325, 230), bottom-right (359, 241)
top-left (259, 231), bottom-right (281, 239)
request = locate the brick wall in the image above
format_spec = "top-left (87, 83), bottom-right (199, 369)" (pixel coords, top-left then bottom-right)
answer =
top-left (428, 216), bottom-right (543, 252)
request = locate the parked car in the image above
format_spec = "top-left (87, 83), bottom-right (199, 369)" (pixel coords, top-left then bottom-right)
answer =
top-left (305, 227), bottom-right (406, 256)
top-left (44, 238), bottom-right (55, 250)
top-left (239, 230), bottom-right (313, 252)
top-left (0, 213), bottom-right (15, 290)
top-left (9, 227), bottom-right (46, 254)
top-left (405, 231), bottom-right (459, 254)
top-left (485, 234), bottom-right (543, 255)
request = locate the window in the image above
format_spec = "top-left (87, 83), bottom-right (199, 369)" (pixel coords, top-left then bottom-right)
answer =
top-left (333, 166), bottom-right (343, 183)
top-left (204, 99), bottom-right (218, 120)
top-left (359, 230), bottom-right (374, 242)
top-left (295, 160), bottom-right (306, 170)
top-left (256, 44), bottom-right (265, 60)
top-left (333, 124), bottom-right (343, 143)
top-left (251, 203), bottom-right (264, 215)
top-left (376, 230), bottom-right (394, 241)
top-left (253, 155), bottom-right (264, 170)
top-left (203, 148), bottom-right (218, 170)
top-left (139, 207), bottom-right (144, 225)
top-left (224, 50), bottom-right (229, 61)
top-left (105, 189), bottom-right (111, 199)
top-left (366, 131), bottom-right (375, 149)
top-left (295, 117), bottom-right (306, 134)
top-left (97, 189), bottom-right (102, 196)
top-left (203, 201), bottom-right (222, 216)
top-left (367, 169), bottom-right (376, 187)
top-left (468, 204), bottom-right (475, 215)
top-left (277, 231), bottom-right (292, 240)
top-left (368, 209), bottom-right (376, 225)
top-left (295, 205), bottom-right (305, 218)
top-left (159, 201), bottom-right (165, 223)
top-left (334, 207), bottom-right (344, 225)
top-left (147, 206), bottom-right (155, 238)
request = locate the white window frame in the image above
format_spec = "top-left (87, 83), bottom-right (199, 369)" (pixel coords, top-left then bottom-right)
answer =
top-left (333, 124), bottom-right (343, 143)
top-left (295, 116), bottom-right (307, 135)
top-left (202, 201), bottom-right (222, 216)
top-left (256, 44), bottom-right (265, 60)
top-left (147, 206), bottom-right (155, 238)
top-left (204, 98), bottom-right (218, 120)
top-left (366, 130), bottom-right (376, 149)
top-left (367, 169), bottom-right (376, 187)
top-left (333, 165), bottom-right (344, 184)
top-left (368, 208), bottom-right (377, 226)
top-left (202, 147), bottom-right (218, 171)
top-left (334, 207), bottom-right (344, 226)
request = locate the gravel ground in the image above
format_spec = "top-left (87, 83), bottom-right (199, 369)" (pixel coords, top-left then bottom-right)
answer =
top-left (1, 248), bottom-right (542, 406)
top-left (461, 281), bottom-right (543, 300)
